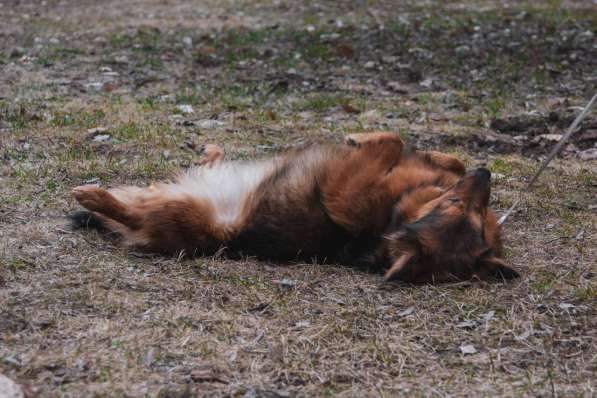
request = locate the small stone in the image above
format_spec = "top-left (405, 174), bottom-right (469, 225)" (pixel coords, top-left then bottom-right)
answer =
top-left (277, 278), bottom-right (297, 289)
top-left (559, 303), bottom-right (575, 310)
top-left (576, 30), bottom-right (594, 42)
top-left (306, 25), bottom-right (316, 33)
top-left (182, 36), bottom-right (193, 47)
top-left (176, 104), bottom-right (194, 114)
top-left (85, 82), bottom-right (103, 91)
top-left (482, 311), bottom-right (495, 322)
top-left (381, 55), bottom-right (398, 64)
top-left (420, 78), bottom-right (433, 88)
top-left (144, 347), bottom-right (156, 367)
top-left (579, 148), bottom-right (597, 161)
top-left (459, 344), bottom-right (477, 355)
top-left (364, 61), bottom-right (376, 69)
top-left (92, 134), bottom-right (111, 142)
top-left (397, 306), bottom-right (415, 317)
top-left (387, 81), bottom-right (408, 94)
top-left (87, 127), bottom-right (109, 134)
top-left (456, 320), bottom-right (477, 329)
top-left (114, 55), bottom-right (129, 64)
top-left (0, 374), bottom-right (24, 398)
top-left (537, 134), bottom-right (562, 142)
top-left (295, 320), bottom-right (310, 329)
top-left (455, 45), bottom-right (471, 55)
top-left (48, 37), bottom-right (60, 44)
top-left (195, 119), bottom-right (226, 129)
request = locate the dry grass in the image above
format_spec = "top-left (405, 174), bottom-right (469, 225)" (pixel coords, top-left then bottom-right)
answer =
top-left (1, 0), bottom-right (596, 396)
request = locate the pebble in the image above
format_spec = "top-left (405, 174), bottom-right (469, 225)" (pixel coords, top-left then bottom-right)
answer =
top-left (387, 81), bottom-right (408, 94)
top-left (459, 344), bottom-right (477, 355)
top-left (0, 374), bottom-right (23, 398)
top-left (455, 45), bottom-right (470, 55)
top-left (195, 119), bottom-right (226, 129)
top-left (182, 36), bottom-right (193, 46)
top-left (92, 134), bottom-right (111, 142)
top-left (420, 78), bottom-right (433, 88)
top-left (114, 55), bottom-right (129, 64)
top-left (176, 104), bottom-right (194, 114)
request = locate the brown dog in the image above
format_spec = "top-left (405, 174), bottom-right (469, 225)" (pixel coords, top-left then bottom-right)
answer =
top-left (70, 132), bottom-right (518, 283)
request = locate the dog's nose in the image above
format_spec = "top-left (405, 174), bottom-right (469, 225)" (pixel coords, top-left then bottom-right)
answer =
top-left (474, 168), bottom-right (491, 181)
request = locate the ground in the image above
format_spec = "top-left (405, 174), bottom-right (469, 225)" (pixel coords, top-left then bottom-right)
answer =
top-left (0, 0), bottom-right (596, 396)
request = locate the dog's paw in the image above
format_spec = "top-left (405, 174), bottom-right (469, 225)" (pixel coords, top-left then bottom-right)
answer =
top-left (196, 144), bottom-right (225, 166)
top-left (345, 134), bottom-right (361, 147)
top-left (72, 185), bottom-right (106, 211)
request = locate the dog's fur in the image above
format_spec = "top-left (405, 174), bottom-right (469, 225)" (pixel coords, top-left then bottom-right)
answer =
top-left (70, 132), bottom-right (519, 283)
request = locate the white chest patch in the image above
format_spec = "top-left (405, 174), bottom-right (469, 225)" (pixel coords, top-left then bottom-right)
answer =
top-left (160, 160), bottom-right (276, 225)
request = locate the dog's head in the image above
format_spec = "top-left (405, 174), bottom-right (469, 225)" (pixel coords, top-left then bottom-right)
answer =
top-left (384, 168), bottom-right (518, 283)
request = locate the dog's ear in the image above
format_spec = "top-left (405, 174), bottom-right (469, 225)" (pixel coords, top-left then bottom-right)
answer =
top-left (384, 252), bottom-right (414, 281)
top-left (477, 256), bottom-right (519, 280)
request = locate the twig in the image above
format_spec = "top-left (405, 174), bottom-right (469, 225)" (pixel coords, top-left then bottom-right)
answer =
top-left (498, 93), bottom-right (597, 225)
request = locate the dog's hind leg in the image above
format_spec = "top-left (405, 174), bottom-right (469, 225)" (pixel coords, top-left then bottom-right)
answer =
top-left (72, 185), bottom-right (233, 255)
top-left (72, 185), bottom-right (142, 229)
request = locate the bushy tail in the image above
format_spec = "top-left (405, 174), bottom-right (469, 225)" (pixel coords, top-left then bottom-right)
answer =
top-left (68, 210), bottom-right (107, 232)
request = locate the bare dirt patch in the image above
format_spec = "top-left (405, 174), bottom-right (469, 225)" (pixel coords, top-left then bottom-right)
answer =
top-left (1, 0), bottom-right (596, 396)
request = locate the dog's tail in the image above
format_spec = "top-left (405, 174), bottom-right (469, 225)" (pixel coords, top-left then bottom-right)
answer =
top-left (68, 210), bottom-right (107, 232)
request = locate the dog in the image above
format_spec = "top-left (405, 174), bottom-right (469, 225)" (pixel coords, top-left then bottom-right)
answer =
top-left (69, 132), bottom-right (519, 283)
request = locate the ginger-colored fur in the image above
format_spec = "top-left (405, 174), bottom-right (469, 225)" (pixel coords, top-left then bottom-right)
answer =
top-left (71, 132), bottom-right (518, 283)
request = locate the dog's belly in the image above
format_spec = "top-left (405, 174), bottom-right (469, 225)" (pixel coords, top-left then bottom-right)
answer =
top-left (161, 160), bottom-right (277, 225)
top-left (228, 147), bottom-right (355, 261)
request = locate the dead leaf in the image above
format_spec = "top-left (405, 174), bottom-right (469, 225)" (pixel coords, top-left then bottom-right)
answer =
top-left (578, 129), bottom-right (597, 142)
top-left (579, 148), bottom-right (597, 160)
top-left (341, 103), bottom-right (361, 114)
top-left (397, 306), bottom-right (414, 317)
top-left (387, 81), bottom-right (408, 94)
top-left (199, 45), bottom-right (216, 54)
top-left (265, 109), bottom-right (277, 120)
top-left (335, 44), bottom-right (354, 58)
top-left (515, 330), bottom-right (532, 341)
top-left (456, 320), bottom-right (477, 329)
top-left (482, 311), bottom-right (495, 322)
top-left (536, 134), bottom-right (562, 142)
top-left (190, 364), bottom-right (225, 383)
top-left (102, 81), bottom-right (118, 92)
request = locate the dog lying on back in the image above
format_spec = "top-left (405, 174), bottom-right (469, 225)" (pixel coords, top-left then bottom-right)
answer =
top-left (70, 132), bottom-right (519, 283)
